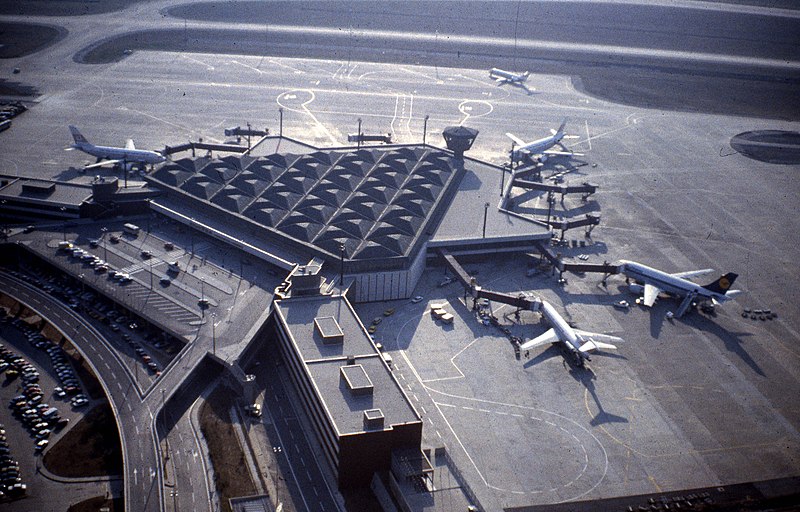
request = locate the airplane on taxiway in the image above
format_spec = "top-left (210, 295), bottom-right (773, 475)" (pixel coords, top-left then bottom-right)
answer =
top-left (520, 299), bottom-right (624, 367)
top-left (505, 119), bottom-right (581, 164)
top-left (618, 260), bottom-right (741, 318)
top-left (489, 67), bottom-right (533, 94)
top-left (67, 125), bottom-right (166, 170)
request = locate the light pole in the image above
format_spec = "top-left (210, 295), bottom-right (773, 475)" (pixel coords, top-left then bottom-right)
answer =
top-left (482, 202), bottom-right (490, 238)
top-left (60, 207), bottom-right (67, 241)
top-left (423, 114), bottom-right (429, 145)
top-left (161, 388), bottom-right (166, 435)
top-left (279, 108), bottom-right (283, 137)
top-left (101, 227), bottom-right (108, 261)
top-left (339, 242), bottom-right (345, 287)
top-left (357, 118), bottom-right (362, 148)
top-left (501, 161), bottom-right (509, 197)
top-left (211, 312), bottom-right (216, 356)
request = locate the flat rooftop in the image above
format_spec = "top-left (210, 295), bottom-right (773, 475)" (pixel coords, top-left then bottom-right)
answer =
top-left (0, 175), bottom-right (92, 208)
top-left (274, 293), bottom-right (420, 436)
top-left (431, 159), bottom-right (550, 245)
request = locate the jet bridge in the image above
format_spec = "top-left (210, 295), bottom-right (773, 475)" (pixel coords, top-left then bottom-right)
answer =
top-left (162, 141), bottom-right (248, 157)
top-left (347, 132), bottom-right (393, 144)
top-left (532, 241), bottom-right (621, 280)
top-left (439, 246), bottom-right (620, 307)
top-left (438, 248), bottom-right (539, 311)
top-left (514, 178), bottom-right (598, 201)
top-left (547, 213), bottom-right (602, 238)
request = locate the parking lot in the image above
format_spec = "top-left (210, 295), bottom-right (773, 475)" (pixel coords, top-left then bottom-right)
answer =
top-left (3, 259), bottom-right (182, 394)
top-left (0, 312), bottom-right (92, 505)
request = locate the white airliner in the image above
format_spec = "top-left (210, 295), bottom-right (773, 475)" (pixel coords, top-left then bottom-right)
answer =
top-left (520, 299), bottom-right (623, 366)
top-left (618, 260), bottom-right (741, 317)
top-left (489, 68), bottom-right (533, 94)
top-left (67, 125), bottom-right (166, 170)
top-left (506, 120), bottom-right (581, 163)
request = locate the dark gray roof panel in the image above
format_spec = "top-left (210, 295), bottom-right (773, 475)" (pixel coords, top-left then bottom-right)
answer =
top-left (152, 165), bottom-right (194, 187)
top-left (211, 186), bottom-right (255, 213)
top-left (200, 160), bottom-right (241, 183)
top-left (181, 175), bottom-right (224, 200)
top-left (230, 172), bottom-right (270, 196)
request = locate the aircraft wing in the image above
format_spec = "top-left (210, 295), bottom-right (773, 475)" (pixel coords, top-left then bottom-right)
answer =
top-left (83, 159), bottom-right (123, 170)
top-left (125, 139), bottom-right (136, 150)
top-left (578, 340), bottom-right (618, 353)
top-left (671, 269), bottom-right (714, 280)
top-left (520, 328), bottom-right (559, 351)
top-left (494, 77), bottom-right (509, 84)
top-left (643, 284), bottom-right (660, 307)
top-left (574, 330), bottom-right (624, 345)
top-left (505, 133), bottom-right (527, 147)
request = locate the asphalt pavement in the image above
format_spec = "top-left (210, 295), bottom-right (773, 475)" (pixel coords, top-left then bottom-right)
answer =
top-left (1, 1), bottom-right (799, 511)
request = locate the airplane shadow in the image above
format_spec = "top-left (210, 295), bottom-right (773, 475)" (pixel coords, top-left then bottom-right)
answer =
top-left (567, 364), bottom-right (629, 426)
top-left (688, 314), bottom-right (763, 376)
top-left (649, 306), bottom-right (664, 339)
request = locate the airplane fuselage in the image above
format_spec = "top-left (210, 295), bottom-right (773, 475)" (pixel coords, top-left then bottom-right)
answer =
top-left (489, 68), bottom-right (527, 83)
top-left (539, 300), bottom-right (583, 355)
top-left (512, 133), bottom-right (564, 161)
top-left (74, 142), bottom-right (165, 165)
top-left (618, 260), bottom-right (732, 303)
top-left (523, 133), bottom-right (562, 154)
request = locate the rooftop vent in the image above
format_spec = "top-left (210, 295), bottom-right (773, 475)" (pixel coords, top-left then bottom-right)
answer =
top-left (22, 182), bottom-right (55, 195)
top-left (363, 408), bottom-right (385, 430)
top-left (314, 316), bottom-right (343, 345)
top-left (341, 364), bottom-right (374, 396)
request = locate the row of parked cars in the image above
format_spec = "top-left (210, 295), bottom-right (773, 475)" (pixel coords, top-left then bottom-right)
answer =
top-left (11, 259), bottom-right (179, 382)
top-left (58, 242), bottom-right (133, 283)
top-left (2, 341), bottom-right (69, 457)
top-left (0, 423), bottom-right (26, 503)
top-left (2, 313), bottom-right (87, 402)
top-left (0, 101), bottom-right (26, 134)
top-left (123, 333), bottom-right (161, 375)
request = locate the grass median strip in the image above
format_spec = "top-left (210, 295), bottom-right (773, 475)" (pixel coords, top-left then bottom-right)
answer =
top-left (200, 385), bottom-right (257, 512)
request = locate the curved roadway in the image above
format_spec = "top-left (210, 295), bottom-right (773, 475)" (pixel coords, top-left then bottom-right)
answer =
top-left (0, 271), bottom-right (214, 512)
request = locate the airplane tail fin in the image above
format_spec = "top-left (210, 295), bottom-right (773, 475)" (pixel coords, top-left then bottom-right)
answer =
top-left (523, 71), bottom-right (530, 79)
top-left (702, 272), bottom-right (738, 294)
top-left (69, 125), bottom-right (89, 145)
top-left (550, 119), bottom-right (568, 138)
top-left (556, 119), bottom-right (567, 137)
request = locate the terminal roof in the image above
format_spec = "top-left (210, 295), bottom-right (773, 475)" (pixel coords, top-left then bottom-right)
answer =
top-left (147, 145), bottom-right (463, 264)
top-left (274, 294), bottom-right (420, 436)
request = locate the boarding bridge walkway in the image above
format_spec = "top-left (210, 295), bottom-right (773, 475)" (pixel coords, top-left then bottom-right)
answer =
top-left (438, 248), bottom-right (539, 311)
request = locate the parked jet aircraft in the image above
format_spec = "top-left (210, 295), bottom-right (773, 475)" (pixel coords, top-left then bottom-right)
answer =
top-left (506, 120), bottom-right (581, 163)
top-left (489, 68), bottom-right (533, 94)
top-left (521, 299), bottom-right (623, 366)
top-left (67, 125), bottom-right (165, 170)
top-left (618, 260), bottom-right (741, 317)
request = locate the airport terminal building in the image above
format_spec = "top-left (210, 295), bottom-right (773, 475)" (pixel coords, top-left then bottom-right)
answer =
top-left (144, 133), bottom-right (551, 303)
